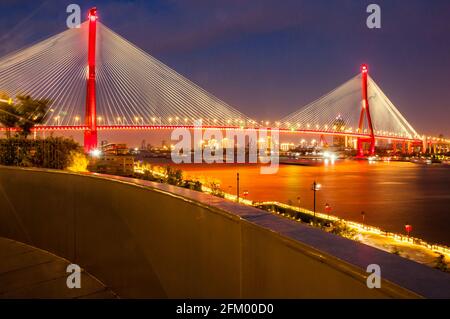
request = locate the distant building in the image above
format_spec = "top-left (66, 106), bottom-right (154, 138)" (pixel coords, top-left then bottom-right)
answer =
top-left (332, 115), bottom-right (346, 148)
top-left (102, 143), bottom-right (129, 155)
top-left (90, 155), bottom-right (134, 176)
top-left (88, 143), bottom-right (134, 176)
top-left (280, 143), bottom-right (295, 151)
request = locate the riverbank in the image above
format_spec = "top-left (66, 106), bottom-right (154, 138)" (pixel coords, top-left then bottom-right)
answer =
top-left (133, 161), bottom-right (450, 273)
top-left (255, 201), bottom-right (449, 269)
top-left (171, 161), bottom-right (450, 245)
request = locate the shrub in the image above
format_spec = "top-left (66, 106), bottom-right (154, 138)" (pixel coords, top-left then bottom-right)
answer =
top-left (164, 166), bottom-right (183, 186)
top-left (329, 220), bottom-right (358, 240)
top-left (390, 246), bottom-right (401, 256)
top-left (434, 254), bottom-right (449, 272)
top-left (67, 150), bottom-right (88, 172)
top-left (207, 181), bottom-right (224, 198)
top-left (0, 137), bottom-right (82, 169)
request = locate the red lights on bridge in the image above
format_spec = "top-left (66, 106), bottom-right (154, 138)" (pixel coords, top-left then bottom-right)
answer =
top-left (361, 64), bottom-right (368, 73)
top-left (88, 7), bottom-right (97, 21)
top-left (4, 5), bottom-right (435, 154)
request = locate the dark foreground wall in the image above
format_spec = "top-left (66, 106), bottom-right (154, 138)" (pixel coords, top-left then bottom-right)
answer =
top-left (0, 166), bottom-right (448, 298)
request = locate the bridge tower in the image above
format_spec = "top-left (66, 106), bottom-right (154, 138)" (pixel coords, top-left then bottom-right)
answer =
top-left (357, 64), bottom-right (375, 157)
top-left (84, 7), bottom-right (98, 153)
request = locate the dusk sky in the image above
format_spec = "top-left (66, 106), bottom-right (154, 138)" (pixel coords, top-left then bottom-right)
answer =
top-left (0, 0), bottom-right (449, 136)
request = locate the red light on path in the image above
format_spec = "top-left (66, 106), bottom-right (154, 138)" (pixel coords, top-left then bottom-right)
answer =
top-left (361, 64), bottom-right (368, 73)
top-left (405, 224), bottom-right (413, 236)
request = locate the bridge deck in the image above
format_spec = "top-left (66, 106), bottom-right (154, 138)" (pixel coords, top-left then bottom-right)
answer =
top-left (0, 125), bottom-right (424, 143)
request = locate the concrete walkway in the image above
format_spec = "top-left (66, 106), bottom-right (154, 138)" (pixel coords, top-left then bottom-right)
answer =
top-left (0, 237), bottom-right (117, 299)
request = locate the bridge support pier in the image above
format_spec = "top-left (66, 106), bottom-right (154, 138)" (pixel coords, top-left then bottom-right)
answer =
top-left (357, 137), bottom-right (375, 157)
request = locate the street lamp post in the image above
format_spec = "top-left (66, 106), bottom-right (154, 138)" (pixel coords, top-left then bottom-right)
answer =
top-left (236, 172), bottom-right (240, 203)
top-left (311, 181), bottom-right (321, 224)
top-left (405, 223), bottom-right (412, 238)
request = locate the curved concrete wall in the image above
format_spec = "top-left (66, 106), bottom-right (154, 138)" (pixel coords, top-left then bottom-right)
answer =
top-left (0, 166), bottom-right (448, 298)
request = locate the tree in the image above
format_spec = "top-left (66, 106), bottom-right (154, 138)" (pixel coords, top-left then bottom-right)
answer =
top-left (0, 136), bottom-right (81, 169)
top-left (0, 92), bottom-right (19, 138)
top-left (0, 94), bottom-right (51, 138)
top-left (15, 95), bottom-right (51, 137)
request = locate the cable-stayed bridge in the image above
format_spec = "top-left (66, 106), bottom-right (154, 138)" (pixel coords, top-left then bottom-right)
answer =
top-left (0, 7), bottom-right (440, 155)
top-left (280, 65), bottom-right (422, 156)
top-left (0, 8), bottom-right (254, 152)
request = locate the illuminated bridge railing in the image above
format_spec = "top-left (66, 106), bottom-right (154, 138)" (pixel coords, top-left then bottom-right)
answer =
top-left (0, 125), bottom-right (424, 142)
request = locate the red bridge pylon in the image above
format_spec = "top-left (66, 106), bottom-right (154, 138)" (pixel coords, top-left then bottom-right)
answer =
top-left (357, 64), bottom-right (375, 157)
top-left (84, 7), bottom-right (98, 153)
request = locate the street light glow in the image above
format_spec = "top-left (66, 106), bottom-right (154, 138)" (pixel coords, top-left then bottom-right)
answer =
top-left (90, 149), bottom-right (102, 158)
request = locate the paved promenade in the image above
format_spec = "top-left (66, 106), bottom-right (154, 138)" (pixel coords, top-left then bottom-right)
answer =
top-left (0, 237), bottom-right (117, 299)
